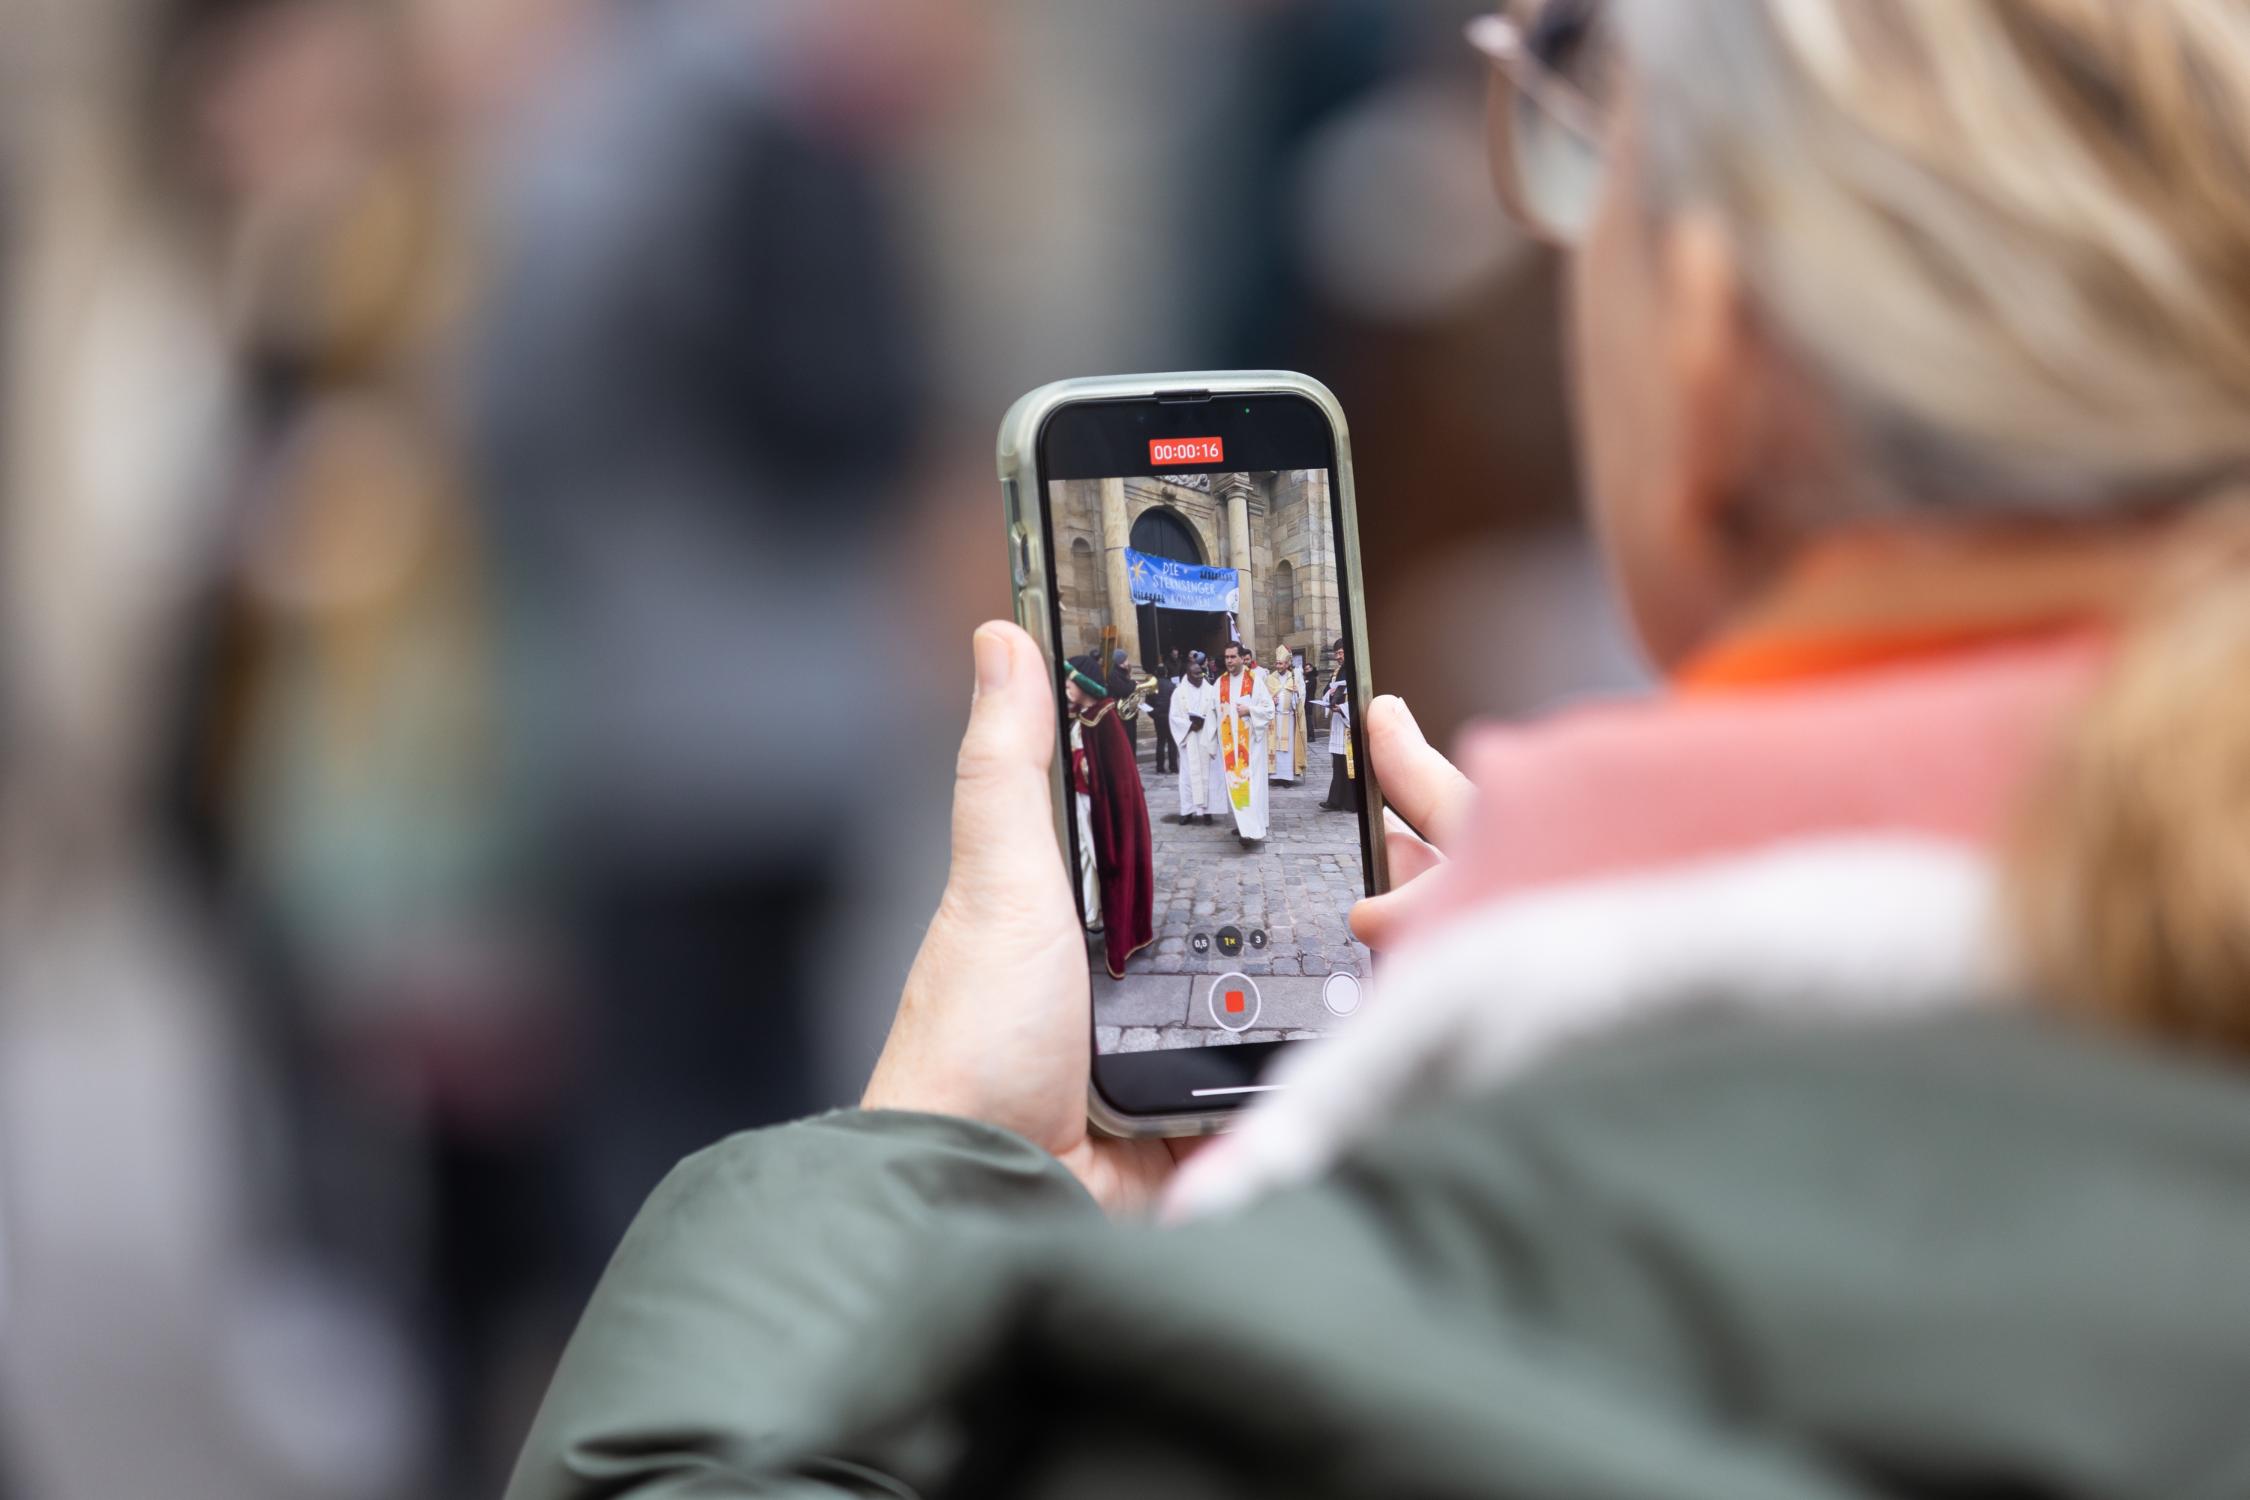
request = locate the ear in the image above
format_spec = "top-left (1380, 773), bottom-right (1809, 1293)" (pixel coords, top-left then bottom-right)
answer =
top-left (1660, 213), bottom-right (1767, 560)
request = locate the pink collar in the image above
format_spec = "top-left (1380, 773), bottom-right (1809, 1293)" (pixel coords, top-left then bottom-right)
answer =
top-left (1401, 632), bottom-right (2108, 941)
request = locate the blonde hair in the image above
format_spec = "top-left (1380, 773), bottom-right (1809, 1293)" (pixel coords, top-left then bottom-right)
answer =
top-left (1617, 0), bottom-right (2250, 517)
top-left (2008, 507), bottom-right (2250, 1055)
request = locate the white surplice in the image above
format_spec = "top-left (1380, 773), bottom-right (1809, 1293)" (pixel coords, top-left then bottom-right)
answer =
top-left (1212, 667), bottom-right (1275, 840)
top-left (1169, 675), bottom-right (1220, 817)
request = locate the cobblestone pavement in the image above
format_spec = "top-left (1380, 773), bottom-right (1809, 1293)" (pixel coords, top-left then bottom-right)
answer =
top-left (1093, 727), bottom-right (1373, 1053)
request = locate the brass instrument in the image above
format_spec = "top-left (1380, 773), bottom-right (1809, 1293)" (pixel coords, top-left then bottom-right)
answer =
top-left (1117, 671), bottom-right (1158, 721)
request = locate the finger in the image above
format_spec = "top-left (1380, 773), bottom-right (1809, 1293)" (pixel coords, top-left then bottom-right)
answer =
top-left (1350, 859), bottom-right (1462, 950)
top-left (950, 623), bottom-right (1068, 894)
top-left (1352, 813), bottom-right (1448, 951)
top-left (1383, 809), bottom-right (1445, 887)
top-left (1164, 1136), bottom-right (1214, 1173)
top-left (1366, 696), bottom-right (1475, 849)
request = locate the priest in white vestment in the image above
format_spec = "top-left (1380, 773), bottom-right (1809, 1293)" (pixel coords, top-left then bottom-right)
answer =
top-left (1211, 641), bottom-right (1275, 842)
top-left (1169, 652), bottom-right (1221, 824)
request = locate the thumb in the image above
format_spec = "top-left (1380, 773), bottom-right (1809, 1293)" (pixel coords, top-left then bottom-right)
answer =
top-left (950, 622), bottom-right (1067, 893)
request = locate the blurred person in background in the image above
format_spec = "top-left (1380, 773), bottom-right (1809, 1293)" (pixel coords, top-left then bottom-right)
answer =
top-left (149, 0), bottom-right (597, 1477)
top-left (2, 0), bottom-right (999, 1491)
top-left (469, 0), bottom-right (981, 1270)
top-left (0, 0), bottom-right (522, 1494)
top-left (511, 3), bottom-right (2250, 1497)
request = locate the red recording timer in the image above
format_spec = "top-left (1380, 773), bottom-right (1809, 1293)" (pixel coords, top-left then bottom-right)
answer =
top-left (1149, 436), bottom-right (1225, 467)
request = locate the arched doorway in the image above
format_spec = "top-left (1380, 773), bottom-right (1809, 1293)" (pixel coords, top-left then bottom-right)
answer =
top-left (1129, 507), bottom-right (1228, 673)
top-left (1130, 507), bottom-right (1203, 565)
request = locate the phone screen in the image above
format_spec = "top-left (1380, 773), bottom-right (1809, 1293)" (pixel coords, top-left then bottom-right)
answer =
top-left (1037, 393), bottom-right (1377, 1116)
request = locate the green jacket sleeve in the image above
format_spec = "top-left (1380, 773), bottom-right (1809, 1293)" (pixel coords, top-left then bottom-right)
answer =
top-left (503, 1109), bottom-right (1098, 1500)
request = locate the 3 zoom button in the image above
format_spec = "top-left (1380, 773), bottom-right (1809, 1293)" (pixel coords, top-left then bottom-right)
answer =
top-left (1207, 973), bottom-right (1262, 1034)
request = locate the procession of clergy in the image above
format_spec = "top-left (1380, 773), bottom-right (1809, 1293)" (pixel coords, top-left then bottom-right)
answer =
top-left (1063, 640), bottom-right (1352, 977)
top-left (1169, 641), bottom-right (1328, 844)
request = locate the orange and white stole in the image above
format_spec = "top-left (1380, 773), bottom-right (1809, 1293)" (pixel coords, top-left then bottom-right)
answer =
top-left (1218, 669), bottom-right (1255, 810)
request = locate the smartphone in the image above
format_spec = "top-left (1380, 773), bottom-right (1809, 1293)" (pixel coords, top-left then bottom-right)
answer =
top-left (997, 372), bottom-right (1388, 1136)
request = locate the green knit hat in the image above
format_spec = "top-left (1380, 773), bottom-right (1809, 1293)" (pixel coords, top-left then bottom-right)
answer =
top-left (1065, 655), bottom-right (1109, 699)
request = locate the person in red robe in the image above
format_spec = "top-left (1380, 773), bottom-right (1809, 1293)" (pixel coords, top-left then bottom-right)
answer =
top-left (1065, 655), bottom-right (1155, 979)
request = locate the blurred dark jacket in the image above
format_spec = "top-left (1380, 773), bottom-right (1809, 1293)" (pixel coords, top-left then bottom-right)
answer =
top-left (506, 1012), bottom-right (2250, 1498)
top-left (470, 0), bottom-right (930, 1233)
top-left (475, 0), bottom-right (924, 870)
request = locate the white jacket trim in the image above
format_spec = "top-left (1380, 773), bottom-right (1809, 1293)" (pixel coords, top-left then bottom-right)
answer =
top-left (1166, 835), bottom-right (2004, 1221)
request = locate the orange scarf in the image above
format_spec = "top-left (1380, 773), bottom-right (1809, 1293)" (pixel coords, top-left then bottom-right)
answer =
top-left (1677, 620), bottom-right (2103, 693)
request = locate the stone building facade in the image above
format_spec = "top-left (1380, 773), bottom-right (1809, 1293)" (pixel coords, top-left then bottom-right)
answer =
top-left (1049, 468), bottom-right (1341, 669)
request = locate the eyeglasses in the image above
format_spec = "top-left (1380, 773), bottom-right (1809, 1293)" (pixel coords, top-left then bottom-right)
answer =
top-left (1467, 5), bottom-right (1609, 245)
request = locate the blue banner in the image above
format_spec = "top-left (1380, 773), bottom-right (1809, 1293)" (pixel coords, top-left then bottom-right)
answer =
top-left (1124, 548), bottom-right (1240, 613)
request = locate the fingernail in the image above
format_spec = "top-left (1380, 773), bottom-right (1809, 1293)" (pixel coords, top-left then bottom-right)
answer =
top-left (1376, 695), bottom-right (1419, 734)
top-left (973, 625), bottom-right (1012, 696)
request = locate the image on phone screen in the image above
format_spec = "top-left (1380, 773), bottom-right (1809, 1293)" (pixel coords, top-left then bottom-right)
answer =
top-left (1049, 466), bottom-right (1373, 1056)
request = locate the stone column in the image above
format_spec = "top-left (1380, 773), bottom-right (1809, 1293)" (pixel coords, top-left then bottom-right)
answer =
top-left (1219, 475), bottom-right (1258, 650)
top-left (1098, 477), bottom-right (1141, 665)
top-left (1301, 471), bottom-right (1340, 652)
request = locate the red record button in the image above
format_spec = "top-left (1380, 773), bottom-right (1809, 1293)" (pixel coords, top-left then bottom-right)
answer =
top-left (1150, 436), bottom-right (1224, 467)
top-left (1207, 972), bottom-right (1261, 1033)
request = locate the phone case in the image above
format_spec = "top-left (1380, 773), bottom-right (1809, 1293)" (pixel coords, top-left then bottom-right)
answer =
top-left (997, 371), bottom-right (1389, 1138)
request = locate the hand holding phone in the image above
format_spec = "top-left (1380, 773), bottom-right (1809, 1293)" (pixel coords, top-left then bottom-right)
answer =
top-left (862, 621), bottom-right (1187, 1213)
